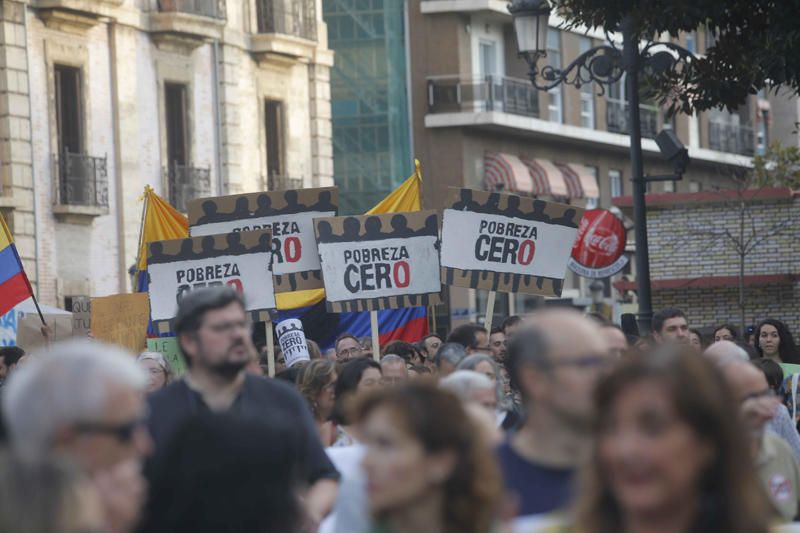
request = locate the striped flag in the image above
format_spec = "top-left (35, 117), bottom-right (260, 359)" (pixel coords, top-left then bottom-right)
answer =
top-left (0, 215), bottom-right (34, 317)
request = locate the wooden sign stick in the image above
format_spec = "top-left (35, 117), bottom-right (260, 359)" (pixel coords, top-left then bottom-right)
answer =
top-left (370, 310), bottom-right (380, 362)
top-left (266, 321), bottom-right (275, 377)
top-left (484, 290), bottom-right (497, 334)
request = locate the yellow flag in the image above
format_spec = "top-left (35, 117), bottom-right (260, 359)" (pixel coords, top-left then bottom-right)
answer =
top-left (276, 160), bottom-right (424, 310)
top-left (135, 186), bottom-right (189, 289)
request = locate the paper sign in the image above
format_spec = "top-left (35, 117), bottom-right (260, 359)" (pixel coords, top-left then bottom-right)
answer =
top-left (188, 188), bottom-right (337, 293)
top-left (146, 337), bottom-right (187, 378)
top-left (0, 308), bottom-right (18, 346)
top-left (314, 211), bottom-right (442, 312)
top-left (91, 293), bottom-right (150, 353)
top-left (16, 314), bottom-right (73, 352)
top-left (276, 319), bottom-right (310, 368)
top-left (440, 188), bottom-right (583, 297)
top-left (71, 296), bottom-right (91, 337)
top-left (780, 363), bottom-right (800, 377)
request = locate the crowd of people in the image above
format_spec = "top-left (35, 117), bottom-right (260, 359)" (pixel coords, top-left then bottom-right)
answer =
top-left (0, 286), bottom-right (799, 533)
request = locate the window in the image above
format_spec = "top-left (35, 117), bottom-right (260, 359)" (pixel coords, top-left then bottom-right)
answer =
top-left (165, 83), bottom-right (189, 167)
top-left (585, 166), bottom-right (599, 208)
top-left (54, 65), bottom-right (83, 156)
top-left (609, 169), bottom-right (623, 197)
top-left (689, 181), bottom-right (702, 193)
top-left (547, 30), bottom-right (562, 123)
top-left (578, 37), bottom-right (595, 129)
top-left (478, 40), bottom-right (497, 79)
top-left (663, 180), bottom-right (675, 193)
top-left (265, 100), bottom-right (284, 179)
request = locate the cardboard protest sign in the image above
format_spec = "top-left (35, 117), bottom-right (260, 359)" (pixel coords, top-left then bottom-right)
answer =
top-left (276, 319), bottom-right (310, 368)
top-left (71, 296), bottom-right (91, 337)
top-left (314, 210), bottom-right (442, 312)
top-left (187, 188), bottom-right (337, 293)
top-left (147, 229), bottom-right (276, 330)
top-left (91, 293), bottom-right (150, 353)
top-left (16, 313), bottom-right (73, 351)
top-left (146, 337), bottom-right (187, 378)
top-left (440, 189), bottom-right (583, 297)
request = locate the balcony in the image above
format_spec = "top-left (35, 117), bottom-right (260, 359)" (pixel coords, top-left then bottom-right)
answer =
top-left (428, 75), bottom-right (540, 118)
top-left (709, 121), bottom-right (754, 156)
top-left (158, 0), bottom-right (225, 19)
top-left (268, 174), bottom-right (303, 191)
top-left (606, 98), bottom-right (660, 139)
top-left (149, 0), bottom-right (226, 51)
top-left (251, 0), bottom-right (317, 62)
top-left (33, 0), bottom-right (125, 32)
top-left (166, 164), bottom-right (211, 213)
top-left (52, 152), bottom-right (109, 218)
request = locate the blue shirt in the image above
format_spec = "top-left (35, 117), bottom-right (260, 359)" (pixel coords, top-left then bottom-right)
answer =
top-left (496, 441), bottom-right (575, 517)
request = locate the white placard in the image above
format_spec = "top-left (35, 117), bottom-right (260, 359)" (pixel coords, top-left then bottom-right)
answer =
top-left (318, 236), bottom-right (440, 303)
top-left (276, 319), bottom-right (310, 368)
top-left (440, 209), bottom-right (577, 279)
top-left (191, 210), bottom-right (335, 275)
top-left (148, 253), bottom-right (276, 322)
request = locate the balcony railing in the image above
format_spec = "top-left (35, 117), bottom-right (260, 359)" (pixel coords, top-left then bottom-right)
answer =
top-left (166, 163), bottom-right (211, 212)
top-left (708, 121), bottom-right (755, 156)
top-left (606, 98), bottom-right (659, 139)
top-left (427, 75), bottom-right (540, 118)
top-left (157, 0), bottom-right (226, 18)
top-left (54, 152), bottom-right (109, 207)
top-left (255, 0), bottom-right (317, 41)
top-left (267, 174), bottom-right (303, 191)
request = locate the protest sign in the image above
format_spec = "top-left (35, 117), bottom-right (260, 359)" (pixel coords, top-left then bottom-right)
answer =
top-left (16, 313), bottom-right (73, 351)
top-left (0, 308), bottom-right (17, 346)
top-left (314, 211), bottom-right (442, 312)
top-left (188, 188), bottom-right (337, 293)
top-left (440, 188), bottom-right (583, 297)
top-left (146, 337), bottom-right (187, 377)
top-left (276, 319), bottom-right (310, 368)
top-left (71, 296), bottom-right (91, 337)
top-left (147, 229), bottom-right (276, 330)
top-left (91, 293), bottom-right (149, 353)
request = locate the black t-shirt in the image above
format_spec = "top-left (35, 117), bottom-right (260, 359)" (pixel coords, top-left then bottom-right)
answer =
top-left (146, 375), bottom-right (339, 485)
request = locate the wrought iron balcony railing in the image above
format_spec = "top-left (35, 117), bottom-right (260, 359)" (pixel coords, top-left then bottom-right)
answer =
top-left (427, 75), bottom-right (540, 118)
top-left (54, 152), bottom-right (109, 208)
top-left (606, 98), bottom-right (660, 139)
top-left (255, 0), bottom-right (317, 40)
top-left (267, 174), bottom-right (303, 191)
top-left (166, 163), bottom-right (211, 212)
top-left (157, 0), bottom-right (226, 19)
top-left (708, 120), bottom-right (755, 156)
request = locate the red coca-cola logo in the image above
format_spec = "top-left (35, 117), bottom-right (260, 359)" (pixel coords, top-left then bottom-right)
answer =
top-left (571, 209), bottom-right (626, 269)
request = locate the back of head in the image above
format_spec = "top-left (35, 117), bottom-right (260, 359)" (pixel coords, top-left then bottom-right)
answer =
top-left (703, 340), bottom-right (749, 365)
top-left (439, 370), bottom-right (494, 403)
top-left (456, 353), bottom-right (495, 372)
top-left (751, 358), bottom-right (784, 393)
top-left (0, 346), bottom-right (25, 368)
top-left (382, 341), bottom-right (417, 362)
top-left (333, 358), bottom-right (381, 424)
top-left (434, 342), bottom-right (467, 368)
top-left (446, 324), bottom-right (485, 350)
top-left (380, 354), bottom-right (405, 367)
top-left (2, 339), bottom-right (146, 462)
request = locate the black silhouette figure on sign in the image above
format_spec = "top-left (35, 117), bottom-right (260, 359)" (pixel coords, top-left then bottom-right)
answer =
top-left (342, 217), bottom-right (362, 241)
top-left (177, 239), bottom-right (195, 261)
top-left (452, 189), bottom-right (480, 211)
top-left (483, 193), bottom-right (501, 214)
top-left (254, 194), bottom-right (273, 217)
top-left (197, 201), bottom-right (220, 225)
top-left (506, 196), bottom-right (524, 219)
top-left (310, 190), bottom-right (336, 213)
top-left (317, 221), bottom-right (335, 243)
top-left (201, 236), bottom-right (216, 254)
top-left (421, 214), bottom-right (438, 236)
top-left (364, 217), bottom-right (385, 240)
top-left (228, 197), bottom-right (251, 221)
top-left (390, 215), bottom-right (414, 238)
top-left (226, 233), bottom-right (246, 254)
top-left (282, 190), bottom-right (306, 215)
top-left (149, 241), bottom-right (168, 263)
top-left (552, 208), bottom-right (579, 228)
top-left (529, 200), bottom-right (552, 223)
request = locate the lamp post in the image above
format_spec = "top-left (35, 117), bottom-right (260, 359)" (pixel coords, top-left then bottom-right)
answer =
top-left (509, 0), bottom-right (693, 334)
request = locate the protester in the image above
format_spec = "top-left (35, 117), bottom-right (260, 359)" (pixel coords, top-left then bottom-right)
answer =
top-left (380, 354), bottom-right (408, 385)
top-left (408, 365), bottom-right (431, 379)
top-left (0, 346), bottom-right (24, 386)
top-left (359, 337), bottom-right (374, 360)
top-left (688, 328), bottom-right (704, 350)
top-left (382, 340), bottom-right (422, 365)
top-left (500, 309), bottom-right (611, 517)
top-left (275, 349), bottom-right (287, 373)
top-left (440, 370), bottom-right (497, 415)
top-left (308, 339), bottom-right (323, 360)
top-left (331, 358), bottom-right (382, 447)
top-left (704, 339), bottom-right (750, 363)
top-left (137, 352), bottom-right (172, 393)
top-left (714, 323), bottom-right (739, 343)
top-left (502, 315), bottom-right (522, 338)
top-left (720, 357), bottom-right (800, 522)
top-left (3, 339), bottom-right (151, 533)
top-left (139, 414), bottom-right (303, 533)
top-left (335, 334), bottom-right (363, 362)
top-left (751, 357), bottom-right (800, 461)
top-left (145, 287), bottom-right (339, 527)
top-left (355, 383), bottom-right (501, 533)
top-left (600, 324), bottom-right (628, 358)
top-left (420, 334), bottom-right (443, 363)
top-left (434, 342), bottom-right (467, 377)
top-left (298, 359), bottom-right (339, 446)
top-left (457, 354), bottom-right (519, 431)
top-left (488, 327), bottom-right (507, 362)
top-left (573, 348), bottom-right (773, 533)
top-left (755, 318), bottom-right (800, 364)
top-left (651, 308), bottom-right (689, 344)
top-left (446, 323), bottom-right (489, 353)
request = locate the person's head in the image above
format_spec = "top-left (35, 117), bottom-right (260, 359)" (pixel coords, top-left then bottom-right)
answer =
top-left (306, 339), bottom-right (322, 360)
top-left (720, 359), bottom-right (777, 435)
top-left (488, 327), bottom-right (507, 362)
top-left (602, 325), bottom-right (628, 358)
top-left (434, 342), bottom-right (467, 377)
top-left (383, 341), bottom-right (422, 365)
top-left (577, 348), bottom-right (772, 533)
top-left (688, 328), bottom-right (704, 350)
top-left (0, 346), bottom-right (24, 381)
top-left (703, 340), bottom-right (750, 365)
top-left (174, 287), bottom-right (254, 380)
top-left (501, 315), bottom-right (522, 338)
top-left (713, 323), bottom-right (739, 343)
top-left (335, 333), bottom-right (363, 361)
top-left (652, 308), bottom-right (689, 344)
top-left (440, 370), bottom-right (497, 416)
top-left (751, 358), bottom-right (784, 395)
top-left (456, 353), bottom-right (507, 410)
top-left (380, 354), bottom-right (408, 385)
top-left (755, 318), bottom-right (799, 363)
top-left (446, 324), bottom-right (489, 353)
top-left (2, 340), bottom-right (151, 472)
top-left (422, 334), bottom-right (443, 360)
top-left (137, 351), bottom-right (172, 393)
top-left (409, 365), bottom-right (432, 379)
top-left (332, 358), bottom-right (383, 425)
top-left (506, 309), bottom-right (612, 432)
top-left (140, 414), bottom-right (302, 533)
top-left (297, 359), bottom-right (338, 422)
top-left (356, 384), bottom-right (501, 533)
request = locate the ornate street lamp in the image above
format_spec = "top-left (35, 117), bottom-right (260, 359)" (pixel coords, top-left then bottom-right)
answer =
top-left (509, 0), bottom-right (694, 333)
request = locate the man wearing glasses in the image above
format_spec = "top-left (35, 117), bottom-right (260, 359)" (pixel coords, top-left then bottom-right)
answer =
top-left (335, 334), bottom-right (363, 362)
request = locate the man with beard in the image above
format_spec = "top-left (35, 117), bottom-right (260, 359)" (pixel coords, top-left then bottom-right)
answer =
top-left (499, 309), bottom-right (612, 518)
top-left (145, 287), bottom-right (338, 527)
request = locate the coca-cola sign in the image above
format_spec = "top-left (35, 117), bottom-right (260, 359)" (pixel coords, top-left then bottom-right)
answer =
top-left (568, 209), bottom-right (628, 279)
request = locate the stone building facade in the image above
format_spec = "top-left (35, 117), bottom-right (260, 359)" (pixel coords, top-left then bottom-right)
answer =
top-left (0, 0), bottom-right (333, 307)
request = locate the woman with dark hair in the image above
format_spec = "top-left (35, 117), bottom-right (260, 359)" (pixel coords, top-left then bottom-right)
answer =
top-left (298, 359), bottom-right (338, 446)
top-left (713, 323), bottom-right (739, 343)
top-left (330, 358), bottom-right (382, 447)
top-left (570, 347), bottom-right (772, 533)
top-left (751, 358), bottom-right (800, 461)
top-left (755, 318), bottom-right (800, 364)
top-left (355, 383), bottom-right (501, 533)
top-left (687, 328), bottom-right (704, 350)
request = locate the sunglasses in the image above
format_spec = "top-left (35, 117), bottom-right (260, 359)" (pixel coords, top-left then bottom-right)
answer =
top-left (73, 418), bottom-right (147, 443)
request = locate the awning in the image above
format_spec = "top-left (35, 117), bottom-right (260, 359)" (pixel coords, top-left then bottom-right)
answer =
top-left (557, 163), bottom-right (600, 199)
top-left (520, 157), bottom-right (569, 198)
top-left (484, 152), bottom-right (534, 193)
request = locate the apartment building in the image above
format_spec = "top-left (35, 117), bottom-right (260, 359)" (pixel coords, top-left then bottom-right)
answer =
top-left (0, 0), bottom-right (333, 307)
top-left (409, 1), bottom-right (773, 328)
